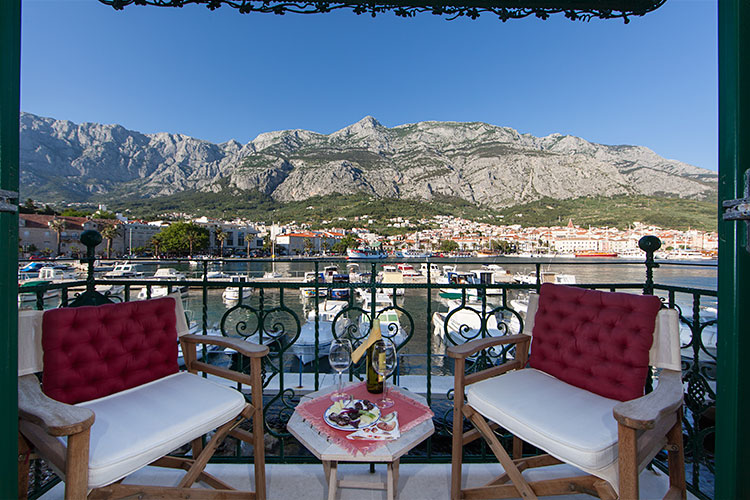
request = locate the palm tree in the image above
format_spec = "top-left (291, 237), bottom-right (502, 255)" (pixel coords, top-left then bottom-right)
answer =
top-left (150, 234), bottom-right (162, 257)
top-left (100, 224), bottom-right (120, 259)
top-left (48, 218), bottom-right (66, 256)
top-left (185, 227), bottom-right (199, 256)
top-left (215, 227), bottom-right (227, 256)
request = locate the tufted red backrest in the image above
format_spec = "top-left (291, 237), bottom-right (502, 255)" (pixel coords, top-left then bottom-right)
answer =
top-left (528, 284), bottom-right (662, 402)
top-left (42, 297), bottom-right (179, 405)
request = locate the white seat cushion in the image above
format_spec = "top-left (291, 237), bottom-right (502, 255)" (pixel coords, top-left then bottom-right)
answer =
top-left (76, 371), bottom-right (246, 489)
top-left (466, 368), bottom-right (620, 471)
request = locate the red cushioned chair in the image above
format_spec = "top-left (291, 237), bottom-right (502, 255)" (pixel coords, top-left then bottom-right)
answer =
top-left (448, 284), bottom-right (686, 500)
top-left (17, 295), bottom-right (268, 499)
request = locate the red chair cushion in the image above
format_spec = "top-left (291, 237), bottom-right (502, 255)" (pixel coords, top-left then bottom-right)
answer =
top-left (42, 297), bottom-right (179, 405)
top-left (528, 284), bottom-right (662, 402)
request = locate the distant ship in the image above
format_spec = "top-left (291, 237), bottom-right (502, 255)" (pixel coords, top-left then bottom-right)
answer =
top-left (347, 248), bottom-right (388, 259)
top-left (575, 251), bottom-right (618, 258)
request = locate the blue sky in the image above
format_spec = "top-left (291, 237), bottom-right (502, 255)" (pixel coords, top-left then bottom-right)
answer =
top-left (21, 0), bottom-right (717, 171)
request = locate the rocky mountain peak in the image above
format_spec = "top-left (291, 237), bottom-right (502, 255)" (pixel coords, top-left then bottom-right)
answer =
top-left (18, 112), bottom-right (717, 208)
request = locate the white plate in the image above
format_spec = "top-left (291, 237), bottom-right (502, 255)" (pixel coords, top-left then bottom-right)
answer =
top-left (324, 399), bottom-right (381, 431)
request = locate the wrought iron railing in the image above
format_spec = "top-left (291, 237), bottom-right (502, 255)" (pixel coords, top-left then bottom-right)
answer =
top-left (18, 250), bottom-right (716, 499)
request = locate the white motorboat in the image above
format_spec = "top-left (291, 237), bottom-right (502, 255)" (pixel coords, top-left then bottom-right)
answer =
top-left (432, 300), bottom-right (520, 348)
top-left (514, 271), bottom-right (576, 285)
top-left (104, 262), bottom-right (145, 279)
top-left (292, 300), bottom-right (349, 365)
top-left (347, 248), bottom-right (388, 259)
top-left (395, 249), bottom-right (430, 259)
top-left (397, 263), bottom-right (422, 278)
top-left (37, 265), bottom-right (80, 282)
top-left (137, 268), bottom-right (189, 300)
top-left (359, 309), bottom-right (408, 346)
top-left (377, 265), bottom-right (405, 296)
top-left (222, 275), bottom-right (253, 302)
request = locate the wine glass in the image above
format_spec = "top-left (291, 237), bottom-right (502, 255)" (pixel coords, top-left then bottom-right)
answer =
top-left (329, 338), bottom-right (352, 403)
top-left (371, 338), bottom-right (397, 409)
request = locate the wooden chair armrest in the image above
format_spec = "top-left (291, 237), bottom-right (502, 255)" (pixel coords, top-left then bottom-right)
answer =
top-left (613, 370), bottom-right (683, 430)
top-left (447, 334), bottom-right (530, 360)
top-left (18, 375), bottom-right (95, 437)
top-left (180, 334), bottom-right (270, 358)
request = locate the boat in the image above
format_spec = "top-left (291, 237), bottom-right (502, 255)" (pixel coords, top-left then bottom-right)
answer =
top-left (37, 265), bottom-right (80, 282)
top-left (377, 265), bottom-right (405, 296)
top-left (19, 262), bottom-right (45, 274)
top-left (188, 256), bottom-right (211, 267)
top-left (397, 249), bottom-right (430, 259)
top-left (359, 309), bottom-right (408, 346)
top-left (514, 271), bottom-right (576, 285)
top-left (432, 300), bottom-right (521, 347)
top-left (347, 248), bottom-right (388, 259)
top-left (205, 270), bottom-right (231, 280)
top-left (574, 251), bottom-right (618, 258)
top-left (103, 262), bottom-right (145, 279)
top-left (291, 300), bottom-right (349, 364)
top-left (358, 290), bottom-right (393, 311)
top-left (329, 274), bottom-right (351, 300)
top-left (466, 269), bottom-right (507, 295)
top-left (137, 268), bottom-right (189, 300)
top-left (396, 263), bottom-right (422, 278)
top-left (438, 271), bottom-right (482, 300)
top-left (17, 279), bottom-right (60, 304)
top-left (481, 264), bottom-right (515, 283)
top-left (222, 275), bottom-right (253, 302)
top-left (300, 272), bottom-right (327, 298)
top-left (419, 263), bottom-right (441, 277)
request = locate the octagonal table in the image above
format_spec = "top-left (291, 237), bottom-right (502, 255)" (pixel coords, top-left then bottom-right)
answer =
top-left (287, 384), bottom-right (434, 500)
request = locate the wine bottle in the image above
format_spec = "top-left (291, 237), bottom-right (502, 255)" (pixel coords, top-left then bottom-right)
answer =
top-left (366, 320), bottom-right (383, 394)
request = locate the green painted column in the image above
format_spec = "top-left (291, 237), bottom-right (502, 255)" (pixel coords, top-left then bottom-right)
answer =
top-left (717, 0), bottom-right (750, 498)
top-left (0, 0), bottom-right (20, 496)
top-left (0, 0), bottom-right (20, 497)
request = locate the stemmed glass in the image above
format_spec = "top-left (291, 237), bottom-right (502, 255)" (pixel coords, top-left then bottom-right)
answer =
top-left (329, 338), bottom-right (353, 403)
top-left (371, 338), bottom-right (397, 409)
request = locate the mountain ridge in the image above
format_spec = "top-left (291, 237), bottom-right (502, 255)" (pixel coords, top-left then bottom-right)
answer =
top-left (19, 112), bottom-right (717, 207)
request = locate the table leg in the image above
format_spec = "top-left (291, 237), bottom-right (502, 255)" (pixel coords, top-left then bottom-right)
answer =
top-left (387, 462), bottom-right (395, 500)
top-left (393, 459), bottom-right (400, 493)
top-left (326, 461), bottom-right (338, 500)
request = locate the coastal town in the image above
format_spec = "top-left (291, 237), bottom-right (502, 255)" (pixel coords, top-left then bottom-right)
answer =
top-left (18, 205), bottom-right (718, 260)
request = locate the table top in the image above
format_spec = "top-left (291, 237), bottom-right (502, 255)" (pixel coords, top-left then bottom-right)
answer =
top-left (287, 384), bottom-right (434, 463)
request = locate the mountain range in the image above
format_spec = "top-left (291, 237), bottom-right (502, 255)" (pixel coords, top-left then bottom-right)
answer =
top-left (19, 112), bottom-right (717, 208)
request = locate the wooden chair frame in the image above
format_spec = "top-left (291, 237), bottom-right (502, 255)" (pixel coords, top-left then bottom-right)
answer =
top-left (448, 334), bottom-right (686, 500)
top-left (18, 333), bottom-right (268, 500)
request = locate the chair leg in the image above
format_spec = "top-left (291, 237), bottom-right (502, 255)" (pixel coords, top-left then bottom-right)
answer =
top-left (250, 356), bottom-right (266, 500)
top-left (178, 416), bottom-right (242, 488)
top-left (463, 405), bottom-right (538, 500)
top-left (451, 358), bottom-right (466, 500)
top-left (667, 410), bottom-right (687, 499)
top-left (64, 428), bottom-right (91, 500)
top-left (617, 424), bottom-right (639, 500)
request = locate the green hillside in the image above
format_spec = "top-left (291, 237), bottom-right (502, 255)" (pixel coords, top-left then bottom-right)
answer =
top-left (105, 191), bottom-right (717, 232)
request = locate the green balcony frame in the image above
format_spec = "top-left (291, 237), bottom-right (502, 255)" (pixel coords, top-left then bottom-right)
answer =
top-left (2, 1), bottom-right (747, 498)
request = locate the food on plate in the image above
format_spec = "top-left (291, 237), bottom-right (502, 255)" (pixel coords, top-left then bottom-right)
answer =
top-left (326, 399), bottom-right (379, 429)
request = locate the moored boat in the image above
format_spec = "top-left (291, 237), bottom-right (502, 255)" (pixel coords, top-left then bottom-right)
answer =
top-left (347, 248), bottom-right (388, 259)
top-left (291, 300), bottom-right (349, 364)
top-left (222, 275), bottom-right (253, 302)
top-left (574, 251), bottom-right (618, 258)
